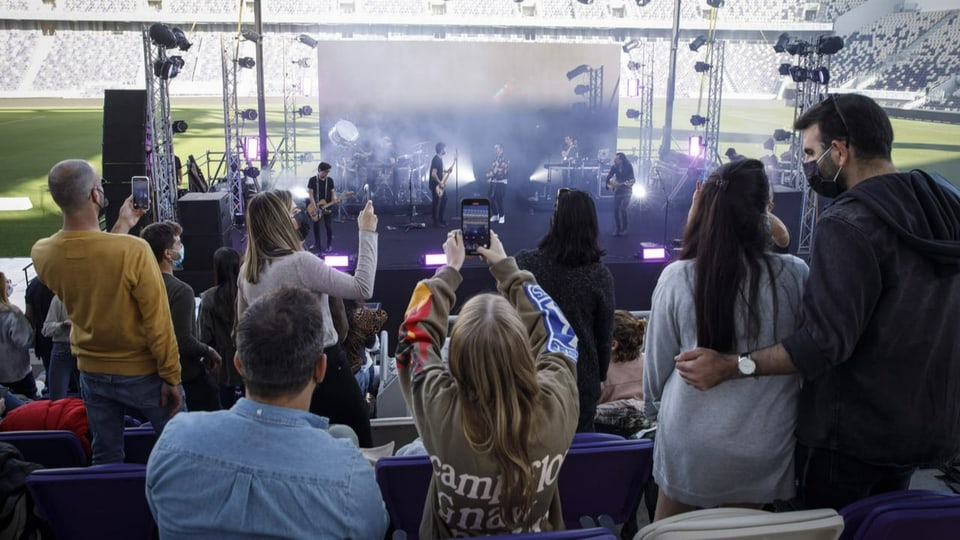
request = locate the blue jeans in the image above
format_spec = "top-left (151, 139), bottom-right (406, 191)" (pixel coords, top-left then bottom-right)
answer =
top-left (48, 341), bottom-right (80, 400)
top-left (80, 371), bottom-right (185, 464)
top-left (795, 443), bottom-right (917, 510)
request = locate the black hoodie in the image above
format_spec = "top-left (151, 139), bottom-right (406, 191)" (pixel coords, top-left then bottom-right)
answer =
top-left (785, 170), bottom-right (960, 466)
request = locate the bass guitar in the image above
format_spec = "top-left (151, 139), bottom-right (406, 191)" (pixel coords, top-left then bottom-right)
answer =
top-left (435, 152), bottom-right (459, 198)
top-left (308, 191), bottom-right (355, 221)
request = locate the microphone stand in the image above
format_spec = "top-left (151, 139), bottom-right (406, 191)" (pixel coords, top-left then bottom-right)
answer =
top-left (401, 155), bottom-right (425, 232)
top-left (453, 148), bottom-right (460, 224)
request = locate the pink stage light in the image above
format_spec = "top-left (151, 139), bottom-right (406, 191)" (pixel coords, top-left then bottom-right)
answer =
top-left (323, 254), bottom-right (350, 268)
top-left (422, 253), bottom-right (447, 267)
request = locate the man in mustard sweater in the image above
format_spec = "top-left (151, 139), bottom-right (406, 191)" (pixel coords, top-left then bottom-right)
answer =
top-left (31, 159), bottom-right (183, 464)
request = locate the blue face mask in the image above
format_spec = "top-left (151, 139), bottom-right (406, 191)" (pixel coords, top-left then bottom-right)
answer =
top-left (176, 245), bottom-right (185, 265)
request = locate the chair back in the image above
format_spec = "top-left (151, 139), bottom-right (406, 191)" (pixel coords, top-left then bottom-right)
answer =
top-left (842, 490), bottom-right (960, 540)
top-left (558, 439), bottom-right (653, 529)
top-left (485, 527), bottom-right (617, 539)
top-left (375, 454), bottom-right (432, 540)
top-left (571, 432), bottom-right (624, 446)
top-left (123, 426), bottom-right (159, 464)
top-left (636, 507), bottom-right (843, 539)
top-left (0, 430), bottom-right (87, 468)
top-left (27, 463), bottom-right (155, 540)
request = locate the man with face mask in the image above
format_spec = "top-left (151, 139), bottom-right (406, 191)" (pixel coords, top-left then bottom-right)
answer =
top-left (670, 94), bottom-right (960, 510)
top-left (31, 159), bottom-right (184, 464)
top-left (142, 221), bottom-right (223, 412)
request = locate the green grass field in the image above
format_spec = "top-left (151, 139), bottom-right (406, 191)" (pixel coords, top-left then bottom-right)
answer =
top-left (2, 98), bottom-right (959, 257)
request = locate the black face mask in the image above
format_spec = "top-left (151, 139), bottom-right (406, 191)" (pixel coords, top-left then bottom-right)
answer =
top-left (802, 148), bottom-right (844, 198)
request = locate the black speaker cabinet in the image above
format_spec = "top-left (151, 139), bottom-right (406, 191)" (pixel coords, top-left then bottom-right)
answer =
top-left (178, 192), bottom-right (232, 274)
top-left (102, 89), bottom-right (147, 182)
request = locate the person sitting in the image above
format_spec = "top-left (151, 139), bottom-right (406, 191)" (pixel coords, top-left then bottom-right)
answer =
top-left (146, 287), bottom-right (388, 539)
top-left (396, 229), bottom-right (579, 537)
top-left (595, 310), bottom-right (649, 438)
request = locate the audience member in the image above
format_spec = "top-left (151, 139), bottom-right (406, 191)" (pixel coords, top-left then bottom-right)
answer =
top-left (142, 221), bottom-right (223, 412)
top-left (41, 295), bottom-right (79, 400)
top-left (238, 190), bottom-right (378, 447)
top-left (595, 310), bottom-right (648, 437)
top-left (396, 229), bottom-right (579, 537)
top-left (515, 188), bottom-right (614, 432)
top-left (199, 247), bottom-right (243, 408)
top-left (23, 277), bottom-right (54, 374)
top-left (645, 159), bottom-right (809, 520)
top-left (147, 287), bottom-right (388, 539)
top-left (31, 159), bottom-right (183, 464)
top-left (675, 93), bottom-right (960, 510)
top-left (767, 187), bottom-right (791, 252)
top-left (0, 273), bottom-right (35, 399)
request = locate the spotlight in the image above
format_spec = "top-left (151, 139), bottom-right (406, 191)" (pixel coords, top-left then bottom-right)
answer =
top-left (566, 64), bottom-right (589, 80)
top-left (763, 137), bottom-right (775, 151)
top-left (574, 84), bottom-right (590, 95)
top-left (773, 129), bottom-right (792, 141)
top-left (690, 115), bottom-right (708, 127)
top-left (773, 33), bottom-right (790, 53)
top-left (170, 27), bottom-right (191, 51)
top-left (153, 56), bottom-right (184, 79)
top-left (688, 135), bottom-right (704, 157)
top-left (172, 120), bottom-right (189, 133)
top-left (323, 254), bottom-right (350, 268)
top-left (243, 165), bottom-right (260, 179)
top-left (689, 35), bottom-right (708, 52)
top-left (297, 34), bottom-right (319, 48)
top-left (621, 39), bottom-right (639, 54)
top-left (241, 29), bottom-right (261, 42)
top-left (626, 109), bottom-right (641, 119)
top-left (297, 105), bottom-right (313, 117)
top-left (577, 0), bottom-right (594, 4)
top-left (421, 253), bottom-right (447, 267)
top-left (237, 57), bottom-right (256, 69)
top-left (785, 40), bottom-right (811, 56)
top-left (778, 63), bottom-right (792, 76)
top-left (635, 0), bottom-right (650, 6)
top-left (810, 67), bottom-right (831, 84)
top-left (293, 58), bottom-right (310, 68)
top-left (705, 0), bottom-right (724, 7)
top-left (789, 66), bottom-right (808, 83)
top-left (817, 35), bottom-right (844, 55)
top-left (694, 61), bottom-right (712, 73)
top-left (148, 23), bottom-right (177, 49)
top-left (627, 60), bottom-right (642, 71)
top-left (240, 108), bottom-right (258, 121)
top-left (243, 136), bottom-right (260, 161)
top-left (632, 183), bottom-right (647, 199)
top-left (639, 242), bottom-right (668, 262)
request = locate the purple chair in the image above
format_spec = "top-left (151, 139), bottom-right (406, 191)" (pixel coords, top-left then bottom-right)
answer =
top-left (123, 425), bottom-right (159, 464)
top-left (571, 432), bottom-right (624, 446)
top-left (0, 430), bottom-right (87, 468)
top-left (27, 463), bottom-right (155, 540)
top-left (485, 527), bottom-right (618, 539)
top-left (375, 454), bottom-right (432, 539)
top-left (840, 489), bottom-right (960, 540)
top-left (558, 439), bottom-right (654, 530)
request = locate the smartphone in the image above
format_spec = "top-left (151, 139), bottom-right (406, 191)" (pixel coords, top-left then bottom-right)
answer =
top-left (132, 176), bottom-right (150, 210)
top-left (461, 198), bottom-right (491, 255)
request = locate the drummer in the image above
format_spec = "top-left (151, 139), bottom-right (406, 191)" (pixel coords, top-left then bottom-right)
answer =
top-left (374, 136), bottom-right (399, 194)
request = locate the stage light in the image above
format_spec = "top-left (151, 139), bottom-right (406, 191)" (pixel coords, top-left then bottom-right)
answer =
top-left (688, 135), bottom-right (704, 157)
top-left (621, 39), bottom-right (639, 53)
top-left (689, 35), bottom-right (707, 52)
top-left (705, 0), bottom-right (724, 8)
top-left (153, 56), bottom-right (184, 79)
top-left (170, 27), bottom-right (191, 51)
top-left (237, 57), bottom-right (256, 69)
top-left (172, 120), bottom-right (188, 133)
top-left (323, 254), bottom-right (350, 268)
top-left (785, 40), bottom-right (811, 56)
top-left (817, 35), bottom-right (844, 55)
top-left (577, 0), bottom-right (594, 4)
top-left (422, 253), bottom-right (447, 267)
top-left (639, 242), bottom-right (669, 262)
top-left (244, 136), bottom-right (260, 161)
top-left (694, 61), bottom-right (712, 73)
top-left (810, 66), bottom-right (831, 84)
top-left (773, 129), bottom-right (792, 141)
top-left (240, 108), bottom-right (258, 121)
top-left (148, 23), bottom-right (177, 49)
top-left (773, 33), bottom-right (791, 53)
top-left (297, 34), bottom-right (319, 48)
top-left (294, 57), bottom-right (310, 68)
top-left (243, 165), bottom-right (260, 179)
top-left (789, 65), bottom-right (807, 83)
top-left (574, 84), bottom-right (590, 95)
top-left (241, 29), bottom-right (261, 42)
top-left (627, 60), bottom-right (642, 71)
top-left (566, 64), bottom-right (589, 80)
top-left (631, 183), bottom-right (647, 199)
top-left (625, 108), bottom-right (641, 119)
top-left (690, 115), bottom-right (708, 127)
top-left (297, 105), bottom-right (313, 117)
top-left (763, 137), bottom-right (775, 151)
top-left (778, 63), bottom-right (792, 76)
top-left (635, 0), bottom-right (650, 6)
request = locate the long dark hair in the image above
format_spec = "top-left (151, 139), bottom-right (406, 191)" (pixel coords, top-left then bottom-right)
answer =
top-left (212, 247), bottom-right (240, 317)
top-left (538, 189), bottom-right (605, 266)
top-left (679, 159), bottom-right (778, 352)
top-left (615, 152), bottom-right (635, 179)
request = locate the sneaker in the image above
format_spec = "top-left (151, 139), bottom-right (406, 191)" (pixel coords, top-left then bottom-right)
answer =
top-left (490, 214), bottom-right (499, 222)
top-left (498, 215), bottom-right (505, 224)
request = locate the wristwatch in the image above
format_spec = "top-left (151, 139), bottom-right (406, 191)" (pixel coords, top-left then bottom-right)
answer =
top-left (737, 352), bottom-right (757, 376)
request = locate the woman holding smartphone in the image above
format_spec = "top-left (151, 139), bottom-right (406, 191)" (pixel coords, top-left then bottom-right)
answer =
top-left (237, 191), bottom-right (379, 447)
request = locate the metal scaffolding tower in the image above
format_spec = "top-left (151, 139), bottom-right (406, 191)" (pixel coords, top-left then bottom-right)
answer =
top-left (142, 31), bottom-right (178, 222)
top-left (221, 35), bottom-right (245, 221)
top-left (702, 40), bottom-right (725, 175)
top-left (626, 42), bottom-right (655, 184)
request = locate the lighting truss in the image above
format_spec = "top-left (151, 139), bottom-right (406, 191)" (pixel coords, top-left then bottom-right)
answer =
top-left (221, 35), bottom-right (245, 221)
top-left (794, 51), bottom-right (833, 261)
top-left (142, 30), bottom-right (178, 223)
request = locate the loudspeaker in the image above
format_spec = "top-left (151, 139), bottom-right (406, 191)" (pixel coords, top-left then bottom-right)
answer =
top-left (102, 89), bottom-right (146, 178)
top-left (178, 192), bottom-right (232, 274)
top-left (102, 163), bottom-right (146, 185)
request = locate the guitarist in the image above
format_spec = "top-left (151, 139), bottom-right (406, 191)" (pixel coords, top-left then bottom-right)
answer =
top-left (429, 142), bottom-right (456, 228)
top-left (605, 152), bottom-right (636, 237)
top-left (307, 162), bottom-right (336, 253)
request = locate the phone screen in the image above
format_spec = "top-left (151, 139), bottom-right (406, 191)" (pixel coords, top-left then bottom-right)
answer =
top-left (461, 198), bottom-right (491, 255)
top-left (132, 176), bottom-right (150, 210)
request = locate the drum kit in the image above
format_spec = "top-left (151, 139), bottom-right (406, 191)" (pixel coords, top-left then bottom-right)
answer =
top-left (328, 120), bottom-right (431, 206)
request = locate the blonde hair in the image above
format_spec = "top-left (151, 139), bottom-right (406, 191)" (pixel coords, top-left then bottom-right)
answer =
top-left (612, 310), bottom-right (646, 363)
top-left (241, 190), bottom-right (304, 284)
top-left (448, 294), bottom-right (541, 528)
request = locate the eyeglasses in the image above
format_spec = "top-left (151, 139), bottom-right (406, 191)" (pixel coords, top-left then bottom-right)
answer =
top-left (829, 95), bottom-right (853, 145)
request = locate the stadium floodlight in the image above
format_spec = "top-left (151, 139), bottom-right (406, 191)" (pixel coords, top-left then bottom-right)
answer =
top-left (810, 66), bottom-right (831, 84)
top-left (773, 129), bottom-right (793, 141)
top-left (690, 115), bottom-right (708, 127)
top-left (298, 34), bottom-right (319, 48)
top-left (170, 27), bottom-right (192, 51)
top-left (626, 109), bottom-right (641, 119)
top-left (241, 29), bottom-right (261, 42)
top-left (172, 120), bottom-right (189, 133)
top-left (297, 105), bottom-right (313, 117)
top-left (240, 108), bottom-right (258, 121)
top-left (237, 57), bottom-right (256, 69)
top-left (577, 0), bottom-right (594, 4)
top-left (694, 61), bottom-right (712, 73)
top-left (574, 84), bottom-right (590, 95)
top-left (817, 35), bottom-right (844, 55)
top-left (635, 0), bottom-right (650, 6)
top-left (778, 63), bottom-right (792, 76)
top-left (153, 56), bottom-right (184, 79)
top-left (148, 23), bottom-right (177, 49)
top-left (689, 35), bottom-right (708, 52)
top-left (622, 39), bottom-right (639, 53)
top-left (566, 64), bottom-right (589, 80)
top-left (789, 65), bottom-right (808, 83)
top-left (705, 0), bottom-right (724, 7)
top-left (773, 33), bottom-right (791, 53)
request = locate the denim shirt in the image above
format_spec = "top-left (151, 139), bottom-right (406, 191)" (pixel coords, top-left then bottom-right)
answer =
top-left (146, 398), bottom-right (388, 539)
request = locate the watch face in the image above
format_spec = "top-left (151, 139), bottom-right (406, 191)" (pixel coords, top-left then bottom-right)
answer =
top-left (739, 355), bottom-right (756, 376)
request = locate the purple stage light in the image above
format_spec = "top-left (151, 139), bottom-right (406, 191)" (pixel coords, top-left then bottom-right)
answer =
top-left (422, 253), bottom-right (447, 267)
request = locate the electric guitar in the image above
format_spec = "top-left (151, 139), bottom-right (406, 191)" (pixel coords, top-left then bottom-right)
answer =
top-left (435, 152), bottom-right (459, 198)
top-left (308, 191), bottom-right (355, 221)
top-left (607, 177), bottom-right (636, 192)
